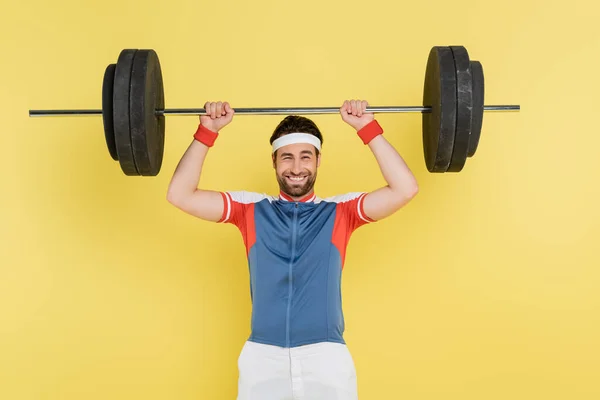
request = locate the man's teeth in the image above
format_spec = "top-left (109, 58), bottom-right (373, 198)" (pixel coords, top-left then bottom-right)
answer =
top-left (289, 176), bottom-right (305, 181)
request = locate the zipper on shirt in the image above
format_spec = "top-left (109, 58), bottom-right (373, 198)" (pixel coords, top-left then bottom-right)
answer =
top-left (285, 202), bottom-right (299, 347)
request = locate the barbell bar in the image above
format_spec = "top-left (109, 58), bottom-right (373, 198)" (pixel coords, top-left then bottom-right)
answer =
top-left (28, 46), bottom-right (520, 176)
top-left (29, 105), bottom-right (519, 116)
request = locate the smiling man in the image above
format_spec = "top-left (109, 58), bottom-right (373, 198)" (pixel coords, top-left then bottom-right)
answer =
top-left (166, 100), bottom-right (419, 400)
top-left (269, 114), bottom-right (323, 201)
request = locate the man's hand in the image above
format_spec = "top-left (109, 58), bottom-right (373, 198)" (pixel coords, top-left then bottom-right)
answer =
top-left (200, 101), bottom-right (235, 132)
top-left (340, 99), bottom-right (374, 131)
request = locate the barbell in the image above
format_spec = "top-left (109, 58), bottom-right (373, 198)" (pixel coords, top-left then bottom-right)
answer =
top-left (28, 46), bottom-right (519, 176)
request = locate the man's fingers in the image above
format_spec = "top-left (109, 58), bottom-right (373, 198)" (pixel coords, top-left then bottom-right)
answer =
top-left (340, 100), bottom-right (349, 116)
top-left (361, 100), bottom-right (368, 114)
top-left (224, 102), bottom-right (234, 115)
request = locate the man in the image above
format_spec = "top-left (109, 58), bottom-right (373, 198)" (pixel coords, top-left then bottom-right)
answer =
top-left (166, 100), bottom-right (418, 400)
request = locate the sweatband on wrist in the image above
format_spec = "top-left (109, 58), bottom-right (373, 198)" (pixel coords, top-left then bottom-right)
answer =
top-left (193, 124), bottom-right (218, 147)
top-left (357, 120), bottom-right (383, 144)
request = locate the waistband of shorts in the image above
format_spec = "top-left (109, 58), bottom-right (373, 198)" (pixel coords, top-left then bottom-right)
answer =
top-left (243, 339), bottom-right (348, 356)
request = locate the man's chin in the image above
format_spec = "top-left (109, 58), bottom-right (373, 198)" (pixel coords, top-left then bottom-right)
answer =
top-left (277, 172), bottom-right (317, 199)
top-left (279, 182), bottom-right (314, 198)
top-left (284, 186), bottom-right (308, 197)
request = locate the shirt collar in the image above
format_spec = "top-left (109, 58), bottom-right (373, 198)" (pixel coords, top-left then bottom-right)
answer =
top-left (279, 191), bottom-right (316, 203)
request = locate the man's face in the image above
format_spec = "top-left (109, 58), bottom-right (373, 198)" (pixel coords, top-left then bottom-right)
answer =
top-left (273, 143), bottom-right (321, 199)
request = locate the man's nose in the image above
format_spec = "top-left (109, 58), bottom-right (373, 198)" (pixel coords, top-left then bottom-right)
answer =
top-left (291, 159), bottom-right (302, 174)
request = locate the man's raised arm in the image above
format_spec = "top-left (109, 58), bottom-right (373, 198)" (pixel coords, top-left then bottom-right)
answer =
top-left (166, 101), bottom-right (235, 222)
top-left (340, 100), bottom-right (419, 222)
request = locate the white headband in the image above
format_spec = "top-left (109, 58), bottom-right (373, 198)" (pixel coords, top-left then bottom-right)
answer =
top-left (272, 133), bottom-right (321, 153)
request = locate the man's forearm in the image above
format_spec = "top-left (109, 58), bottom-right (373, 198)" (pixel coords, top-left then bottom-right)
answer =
top-left (166, 139), bottom-right (209, 201)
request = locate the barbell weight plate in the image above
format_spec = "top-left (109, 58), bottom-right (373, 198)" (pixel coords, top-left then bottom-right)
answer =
top-left (102, 63), bottom-right (118, 161)
top-left (129, 49), bottom-right (165, 176)
top-left (113, 49), bottom-right (139, 176)
top-left (446, 46), bottom-right (472, 172)
top-left (422, 46), bottom-right (457, 172)
top-left (468, 60), bottom-right (484, 157)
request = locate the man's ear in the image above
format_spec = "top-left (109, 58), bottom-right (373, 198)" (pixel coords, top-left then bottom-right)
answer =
top-left (317, 153), bottom-right (321, 168)
top-left (272, 153), bottom-right (276, 169)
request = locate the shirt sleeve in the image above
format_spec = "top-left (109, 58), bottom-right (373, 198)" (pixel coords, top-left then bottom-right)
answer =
top-left (217, 191), bottom-right (269, 256)
top-left (336, 192), bottom-right (377, 233)
top-left (217, 191), bottom-right (268, 229)
top-left (218, 191), bottom-right (244, 228)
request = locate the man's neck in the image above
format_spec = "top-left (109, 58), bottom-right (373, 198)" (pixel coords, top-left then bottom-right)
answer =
top-left (279, 190), bottom-right (316, 203)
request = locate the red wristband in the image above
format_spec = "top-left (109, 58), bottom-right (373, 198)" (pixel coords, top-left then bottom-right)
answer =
top-left (357, 120), bottom-right (383, 145)
top-left (193, 124), bottom-right (219, 147)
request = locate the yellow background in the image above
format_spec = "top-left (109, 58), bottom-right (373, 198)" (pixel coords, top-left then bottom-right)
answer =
top-left (1, 0), bottom-right (599, 398)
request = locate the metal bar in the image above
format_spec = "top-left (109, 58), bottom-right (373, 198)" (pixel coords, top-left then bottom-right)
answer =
top-left (29, 104), bottom-right (520, 117)
top-left (161, 105), bottom-right (519, 115)
top-left (483, 105), bottom-right (521, 111)
top-left (162, 106), bottom-right (430, 116)
top-left (29, 109), bottom-right (104, 116)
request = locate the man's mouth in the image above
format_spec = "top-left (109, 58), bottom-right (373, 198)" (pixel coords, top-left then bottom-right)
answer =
top-left (286, 175), bottom-right (307, 184)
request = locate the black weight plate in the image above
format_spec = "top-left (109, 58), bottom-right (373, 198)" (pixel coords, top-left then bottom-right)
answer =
top-left (129, 49), bottom-right (165, 176)
top-left (102, 63), bottom-right (118, 161)
top-left (422, 46), bottom-right (457, 172)
top-left (447, 46), bottom-right (472, 172)
top-left (468, 61), bottom-right (484, 157)
top-left (113, 49), bottom-right (139, 176)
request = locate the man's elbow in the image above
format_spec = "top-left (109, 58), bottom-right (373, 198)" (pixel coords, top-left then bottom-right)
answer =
top-left (407, 182), bottom-right (419, 199)
top-left (166, 187), bottom-right (185, 206)
top-left (166, 193), bottom-right (178, 207)
top-left (393, 181), bottom-right (419, 206)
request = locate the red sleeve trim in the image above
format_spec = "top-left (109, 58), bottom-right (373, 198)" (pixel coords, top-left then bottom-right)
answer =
top-left (193, 124), bottom-right (219, 147)
top-left (217, 192), bottom-right (231, 223)
top-left (357, 120), bottom-right (383, 145)
top-left (357, 193), bottom-right (376, 223)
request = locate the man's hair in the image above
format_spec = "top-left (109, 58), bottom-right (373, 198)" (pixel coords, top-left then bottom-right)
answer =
top-left (270, 116), bottom-right (323, 157)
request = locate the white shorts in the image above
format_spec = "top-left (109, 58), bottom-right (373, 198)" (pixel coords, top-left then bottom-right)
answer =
top-left (236, 340), bottom-right (358, 400)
